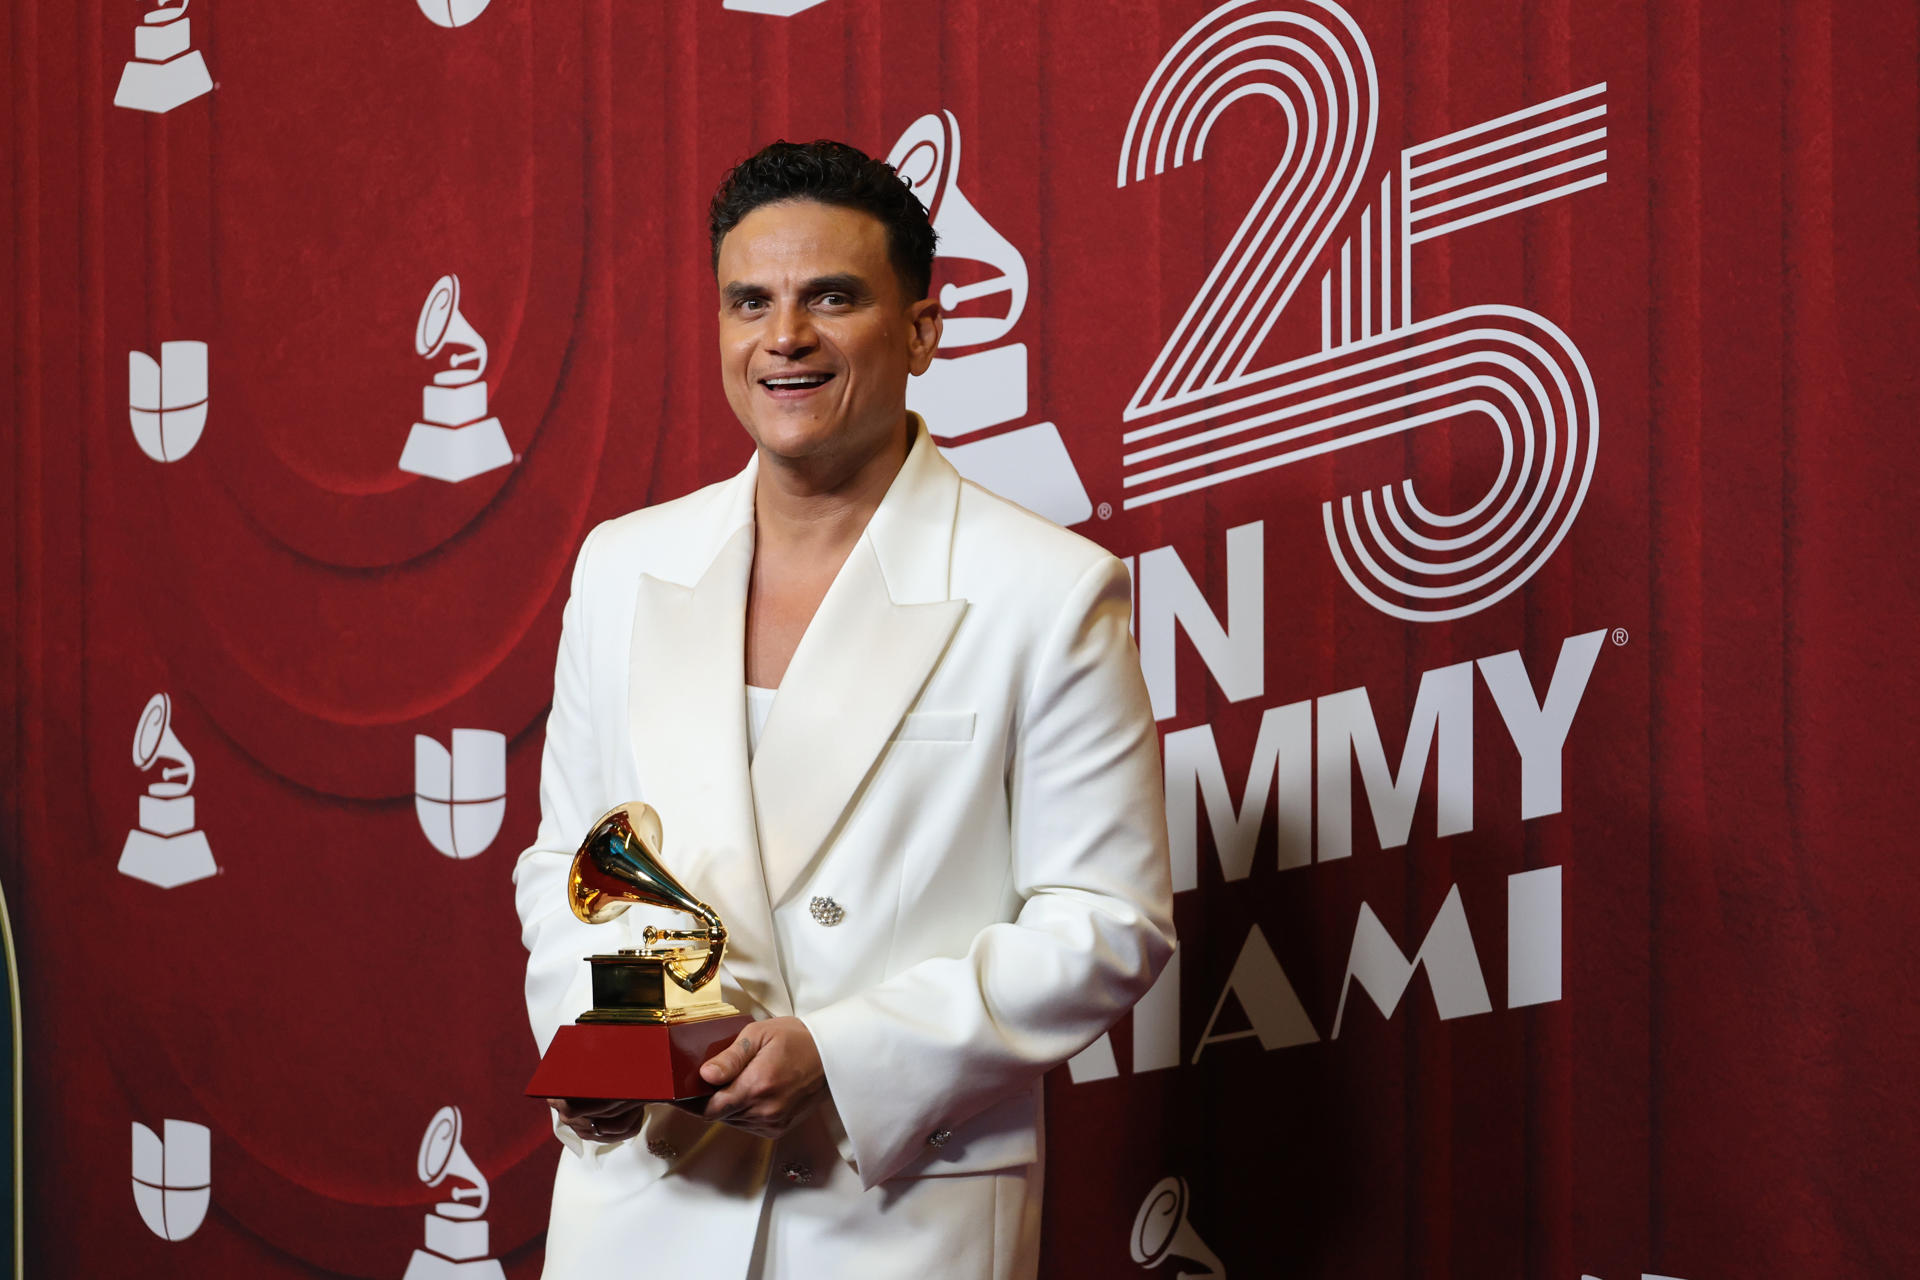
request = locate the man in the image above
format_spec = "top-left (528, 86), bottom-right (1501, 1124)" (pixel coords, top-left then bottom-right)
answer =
top-left (513, 139), bottom-right (1174, 1280)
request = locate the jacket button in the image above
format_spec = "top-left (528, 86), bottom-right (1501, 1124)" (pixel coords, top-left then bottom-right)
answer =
top-left (808, 896), bottom-right (845, 927)
top-left (927, 1129), bottom-right (952, 1148)
top-left (781, 1161), bottom-right (813, 1185)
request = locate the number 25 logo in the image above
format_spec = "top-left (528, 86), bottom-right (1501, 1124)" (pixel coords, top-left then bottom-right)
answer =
top-left (1118, 0), bottom-right (1606, 621)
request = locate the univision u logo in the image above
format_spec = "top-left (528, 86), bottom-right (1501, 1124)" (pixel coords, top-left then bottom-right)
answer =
top-left (414, 730), bottom-right (506, 859)
top-left (416, 0), bottom-right (492, 29)
top-left (132, 1119), bottom-right (210, 1242)
top-left (128, 341), bottom-right (208, 463)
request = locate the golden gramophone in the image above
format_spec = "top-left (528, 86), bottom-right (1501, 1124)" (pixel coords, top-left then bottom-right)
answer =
top-left (525, 803), bottom-right (752, 1103)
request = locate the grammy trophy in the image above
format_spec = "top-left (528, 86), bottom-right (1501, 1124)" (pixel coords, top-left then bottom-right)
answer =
top-left (524, 803), bottom-right (753, 1102)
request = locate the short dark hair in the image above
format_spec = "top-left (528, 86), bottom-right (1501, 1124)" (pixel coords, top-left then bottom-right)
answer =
top-left (708, 139), bottom-right (937, 301)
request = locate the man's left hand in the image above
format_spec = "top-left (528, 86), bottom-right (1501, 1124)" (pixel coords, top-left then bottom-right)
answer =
top-left (698, 1017), bottom-right (827, 1139)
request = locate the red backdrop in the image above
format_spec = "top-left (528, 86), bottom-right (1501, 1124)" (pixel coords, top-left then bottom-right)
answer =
top-left (3, 1), bottom-right (1916, 1276)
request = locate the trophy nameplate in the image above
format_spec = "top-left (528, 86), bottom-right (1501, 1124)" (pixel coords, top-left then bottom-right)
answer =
top-left (524, 803), bottom-right (751, 1103)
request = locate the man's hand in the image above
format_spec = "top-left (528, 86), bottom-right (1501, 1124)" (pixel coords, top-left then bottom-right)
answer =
top-left (549, 1096), bottom-right (648, 1145)
top-left (698, 1017), bottom-right (827, 1139)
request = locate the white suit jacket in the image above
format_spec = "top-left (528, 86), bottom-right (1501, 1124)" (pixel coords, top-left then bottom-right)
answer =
top-left (514, 421), bottom-right (1174, 1274)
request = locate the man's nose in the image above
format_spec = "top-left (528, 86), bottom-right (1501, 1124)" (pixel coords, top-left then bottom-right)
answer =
top-left (767, 300), bottom-right (817, 357)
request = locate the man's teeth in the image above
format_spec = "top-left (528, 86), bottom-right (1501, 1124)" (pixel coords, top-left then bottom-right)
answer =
top-left (764, 374), bottom-right (830, 388)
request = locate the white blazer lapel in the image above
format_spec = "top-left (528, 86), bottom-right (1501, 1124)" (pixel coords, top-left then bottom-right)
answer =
top-left (626, 474), bottom-right (792, 1019)
top-left (750, 425), bottom-right (969, 907)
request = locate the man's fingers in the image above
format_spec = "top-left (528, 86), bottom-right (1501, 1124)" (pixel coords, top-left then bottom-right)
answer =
top-left (694, 1020), bottom-right (828, 1140)
top-left (555, 1097), bottom-right (641, 1121)
top-left (568, 1113), bottom-right (644, 1141)
top-left (705, 1064), bottom-right (759, 1119)
top-left (699, 1030), bottom-right (759, 1085)
top-left (551, 1097), bottom-right (648, 1142)
top-left (705, 1052), bottom-right (769, 1120)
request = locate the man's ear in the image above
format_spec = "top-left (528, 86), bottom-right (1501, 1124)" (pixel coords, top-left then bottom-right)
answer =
top-left (905, 297), bottom-right (943, 376)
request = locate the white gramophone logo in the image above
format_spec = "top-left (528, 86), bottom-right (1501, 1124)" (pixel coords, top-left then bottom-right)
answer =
top-left (403, 1106), bottom-right (507, 1280)
top-left (132, 1119), bottom-right (210, 1242)
top-left (1132, 1175), bottom-right (1223, 1279)
top-left (888, 111), bottom-right (1092, 527)
top-left (400, 275), bottom-right (513, 483)
top-left (722, 0), bottom-right (831, 13)
top-left (416, 0), bottom-right (491, 27)
top-left (120, 693), bottom-right (218, 889)
top-left (129, 340), bottom-right (208, 463)
top-left (415, 729), bottom-right (506, 859)
top-left (113, 1), bottom-right (212, 114)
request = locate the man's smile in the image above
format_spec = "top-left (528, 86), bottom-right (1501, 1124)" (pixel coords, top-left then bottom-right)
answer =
top-left (758, 371), bottom-right (837, 397)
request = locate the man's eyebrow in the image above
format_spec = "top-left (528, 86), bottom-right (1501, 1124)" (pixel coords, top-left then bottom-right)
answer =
top-left (720, 274), bottom-right (872, 306)
top-left (804, 273), bottom-right (870, 297)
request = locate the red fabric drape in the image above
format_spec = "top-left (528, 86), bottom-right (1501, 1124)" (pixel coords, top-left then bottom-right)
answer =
top-left (4, 1), bottom-right (1914, 1275)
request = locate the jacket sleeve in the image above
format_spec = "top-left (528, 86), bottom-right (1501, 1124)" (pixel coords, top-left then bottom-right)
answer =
top-left (799, 555), bottom-right (1176, 1188)
top-left (513, 523), bottom-right (611, 1063)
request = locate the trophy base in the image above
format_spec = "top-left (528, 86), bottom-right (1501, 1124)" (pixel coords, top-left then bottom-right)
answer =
top-left (526, 1014), bottom-right (753, 1103)
top-left (398, 417), bottom-right (511, 483)
top-left (576, 1000), bottom-right (742, 1025)
top-left (402, 1251), bottom-right (507, 1280)
top-left (118, 828), bottom-right (216, 889)
top-left (584, 948), bottom-right (740, 1022)
top-left (113, 52), bottom-right (213, 114)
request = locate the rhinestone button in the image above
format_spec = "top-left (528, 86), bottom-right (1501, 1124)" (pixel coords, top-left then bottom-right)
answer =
top-left (927, 1129), bottom-right (952, 1148)
top-left (809, 896), bottom-right (845, 927)
top-left (646, 1139), bottom-right (678, 1160)
top-left (781, 1161), bottom-right (813, 1185)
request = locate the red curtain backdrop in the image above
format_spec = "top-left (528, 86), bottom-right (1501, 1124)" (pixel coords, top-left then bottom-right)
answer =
top-left (4, 1), bottom-right (1915, 1276)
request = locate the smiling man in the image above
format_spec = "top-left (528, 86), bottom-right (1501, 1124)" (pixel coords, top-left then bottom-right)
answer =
top-left (514, 140), bottom-right (1174, 1280)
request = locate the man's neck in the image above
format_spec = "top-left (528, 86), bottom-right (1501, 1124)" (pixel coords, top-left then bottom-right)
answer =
top-left (752, 416), bottom-right (913, 555)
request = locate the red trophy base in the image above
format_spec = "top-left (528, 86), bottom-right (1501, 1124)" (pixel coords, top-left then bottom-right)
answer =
top-left (525, 1015), bottom-right (753, 1103)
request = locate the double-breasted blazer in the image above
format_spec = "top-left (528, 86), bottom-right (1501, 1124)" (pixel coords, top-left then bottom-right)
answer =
top-left (514, 420), bottom-right (1175, 1279)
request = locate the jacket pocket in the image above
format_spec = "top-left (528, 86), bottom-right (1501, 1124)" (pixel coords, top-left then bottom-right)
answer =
top-left (892, 710), bottom-right (976, 743)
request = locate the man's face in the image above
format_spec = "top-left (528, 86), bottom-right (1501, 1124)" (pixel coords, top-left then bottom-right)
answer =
top-left (716, 199), bottom-right (940, 470)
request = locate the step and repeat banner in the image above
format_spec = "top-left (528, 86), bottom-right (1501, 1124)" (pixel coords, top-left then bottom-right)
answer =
top-left (3, 0), bottom-right (1915, 1276)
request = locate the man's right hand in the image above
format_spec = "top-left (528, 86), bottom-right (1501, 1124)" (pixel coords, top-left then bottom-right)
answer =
top-left (549, 1097), bottom-right (648, 1144)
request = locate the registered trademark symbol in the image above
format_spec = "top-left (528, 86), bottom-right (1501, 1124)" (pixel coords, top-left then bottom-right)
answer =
top-left (1097, 502), bottom-right (1114, 520)
top-left (1611, 627), bottom-right (1630, 646)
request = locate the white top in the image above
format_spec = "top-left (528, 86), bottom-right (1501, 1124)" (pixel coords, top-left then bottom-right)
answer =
top-left (745, 685), bottom-right (776, 760)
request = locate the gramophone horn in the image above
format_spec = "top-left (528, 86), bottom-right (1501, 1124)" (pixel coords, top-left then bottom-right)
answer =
top-left (887, 110), bottom-right (1028, 348)
top-left (414, 273), bottom-right (489, 386)
top-left (416, 1105), bottom-right (490, 1220)
top-left (1131, 1176), bottom-right (1224, 1278)
top-left (569, 803), bottom-right (727, 992)
top-left (132, 692), bottom-right (195, 797)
